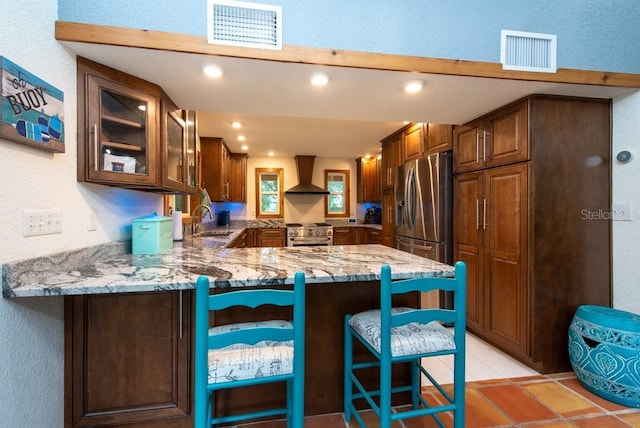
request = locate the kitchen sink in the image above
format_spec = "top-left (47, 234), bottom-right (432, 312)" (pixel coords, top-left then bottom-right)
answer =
top-left (194, 230), bottom-right (234, 237)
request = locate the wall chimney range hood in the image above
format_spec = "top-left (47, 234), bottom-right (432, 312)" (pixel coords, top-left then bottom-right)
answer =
top-left (285, 155), bottom-right (329, 195)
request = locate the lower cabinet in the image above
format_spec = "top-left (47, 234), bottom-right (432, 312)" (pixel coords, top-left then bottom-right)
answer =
top-left (333, 227), bottom-right (355, 245)
top-left (255, 228), bottom-right (286, 247)
top-left (65, 291), bottom-right (192, 428)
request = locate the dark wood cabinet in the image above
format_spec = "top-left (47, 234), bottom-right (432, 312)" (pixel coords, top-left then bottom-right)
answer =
top-left (200, 138), bottom-right (247, 202)
top-left (453, 95), bottom-right (612, 373)
top-left (357, 156), bottom-right (381, 203)
top-left (357, 227), bottom-right (381, 244)
top-left (333, 227), bottom-right (355, 245)
top-left (228, 153), bottom-right (248, 202)
top-left (200, 137), bottom-right (230, 201)
top-left (255, 228), bottom-right (286, 247)
top-left (65, 291), bottom-right (192, 428)
top-left (425, 124), bottom-right (453, 155)
top-left (77, 57), bottom-right (196, 194)
top-left (402, 123), bottom-right (425, 162)
top-left (228, 228), bottom-right (249, 248)
top-left (454, 100), bottom-right (528, 174)
top-left (380, 132), bottom-right (402, 191)
top-left (454, 164), bottom-right (528, 354)
top-left (381, 192), bottom-right (395, 247)
top-left (160, 94), bottom-right (197, 194)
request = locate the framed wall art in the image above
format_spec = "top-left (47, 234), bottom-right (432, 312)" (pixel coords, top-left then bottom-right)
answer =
top-left (1, 57), bottom-right (65, 153)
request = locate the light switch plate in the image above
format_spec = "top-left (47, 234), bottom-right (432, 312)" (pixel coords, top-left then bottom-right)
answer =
top-left (22, 209), bottom-right (62, 236)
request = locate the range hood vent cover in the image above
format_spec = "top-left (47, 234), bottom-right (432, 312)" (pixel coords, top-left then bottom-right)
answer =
top-left (207, 0), bottom-right (282, 50)
top-left (285, 155), bottom-right (329, 195)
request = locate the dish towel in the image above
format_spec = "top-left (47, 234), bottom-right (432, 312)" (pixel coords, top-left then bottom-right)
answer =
top-left (201, 187), bottom-right (212, 206)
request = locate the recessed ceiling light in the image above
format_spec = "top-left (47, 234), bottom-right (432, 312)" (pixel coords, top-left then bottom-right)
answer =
top-left (237, 135), bottom-right (246, 141)
top-left (202, 64), bottom-right (224, 78)
top-left (231, 121), bottom-right (242, 128)
top-left (268, 151), bottom-right (275, 157)
top-left (403, 79), bottom-right (426, 93)
top-left (310, 72), bottom-right (330, 87)
top-left (364, 154), bottom-right (371, 159)
top-left (241, 145), bottom-right (249, 151)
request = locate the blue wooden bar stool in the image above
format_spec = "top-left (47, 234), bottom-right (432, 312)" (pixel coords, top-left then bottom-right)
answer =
top-left (194, 272), bottom-right (306, 427)
top-left (344, 261), bottom-right (466, 428)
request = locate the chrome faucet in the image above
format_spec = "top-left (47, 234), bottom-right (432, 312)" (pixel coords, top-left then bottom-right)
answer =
top-left (191, 204), bottom-right (213, 235)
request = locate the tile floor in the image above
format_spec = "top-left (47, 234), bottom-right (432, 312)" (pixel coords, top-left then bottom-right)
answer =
top-left (232, 332), bottom-right (640, 427)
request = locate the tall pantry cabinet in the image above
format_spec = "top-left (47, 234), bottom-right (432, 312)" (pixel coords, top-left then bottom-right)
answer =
top-left (453, 95), bottom-right (612, 374)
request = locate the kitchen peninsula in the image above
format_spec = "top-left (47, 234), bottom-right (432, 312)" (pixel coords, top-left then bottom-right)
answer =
top-left (2, 234), bottom-right (454, 427)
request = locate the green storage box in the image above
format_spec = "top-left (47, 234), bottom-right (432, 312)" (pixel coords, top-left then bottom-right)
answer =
top-left (132, 213), bottom-right (173, 254)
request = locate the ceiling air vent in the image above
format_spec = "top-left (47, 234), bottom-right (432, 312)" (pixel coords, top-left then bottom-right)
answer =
top-left (500, 30), bottom-right (557, 73)
top-left (207, 0), bottom-right (282, 50)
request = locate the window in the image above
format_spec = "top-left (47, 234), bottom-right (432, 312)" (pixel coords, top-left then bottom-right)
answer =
top-left (325, 169), bottom-right (350, 217)
top-left (255, 168), bottom-right (284, 218)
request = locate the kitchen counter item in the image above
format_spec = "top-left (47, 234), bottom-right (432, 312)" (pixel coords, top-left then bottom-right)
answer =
top-left (131, 212), bottom-right (173, 255)
top-left (216, 210), bottom-right (230, 227)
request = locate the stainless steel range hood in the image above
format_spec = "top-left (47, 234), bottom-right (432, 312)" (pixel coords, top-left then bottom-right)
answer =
top-left (285, 155), bottom-right (329, 195)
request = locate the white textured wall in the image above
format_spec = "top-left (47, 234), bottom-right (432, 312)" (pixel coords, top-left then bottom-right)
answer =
top-left (0, 0), bottom-right (161, 426)
top-left (612, 92), bottom-right (640, 314)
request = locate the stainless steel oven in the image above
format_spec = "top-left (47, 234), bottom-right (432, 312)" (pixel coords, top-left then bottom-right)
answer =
top-left (286, 223), bottom-right (333, 247)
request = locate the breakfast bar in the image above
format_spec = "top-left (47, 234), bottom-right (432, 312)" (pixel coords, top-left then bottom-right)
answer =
top-left (2, 237), bottom-right (454, 426)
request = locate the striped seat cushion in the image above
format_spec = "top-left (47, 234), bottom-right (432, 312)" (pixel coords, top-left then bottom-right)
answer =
top-left (349, 307), bottom-right (455, 357)
top-left (208, 320), bottom-right (294, 384)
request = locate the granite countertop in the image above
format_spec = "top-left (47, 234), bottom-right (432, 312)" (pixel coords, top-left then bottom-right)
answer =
top-left (2, 224), bottom-right (452, 298)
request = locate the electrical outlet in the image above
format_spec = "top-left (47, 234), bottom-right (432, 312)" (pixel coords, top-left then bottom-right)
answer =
top-left (22, 209), bottom-right (62, 236)
top-left (88, 209), bottom-right (98, 231)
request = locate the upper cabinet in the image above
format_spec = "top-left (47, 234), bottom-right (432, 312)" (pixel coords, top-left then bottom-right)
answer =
top-left (425, 124), bottom-right (453, 155)
top-left (160, 94), bottom-right (197, 194)
top-left (453, 100), bottom-right (528, 174)
top-left (380, 131), bottom-right (402, 191)
top-left (228, 153), bottom-right (248, 203)
top-left (402, 123), bottom-right (424, 162)
top-left (200, 137), bottom-right (248, 203)
top-left (77, 57), bottom-right (197, 194)
top-left (357, 156), bottom-right (381, 203)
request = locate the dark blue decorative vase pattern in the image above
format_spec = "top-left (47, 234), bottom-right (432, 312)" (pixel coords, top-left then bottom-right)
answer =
top-left (568, 305), bottom-right (640, 408)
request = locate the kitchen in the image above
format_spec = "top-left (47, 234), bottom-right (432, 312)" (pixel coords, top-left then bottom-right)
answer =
top-left (2, 1), bottom-right (640, 427)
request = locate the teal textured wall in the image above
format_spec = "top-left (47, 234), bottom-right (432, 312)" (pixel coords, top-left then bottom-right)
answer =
top-left (58, 0), bottom-right (640, 73)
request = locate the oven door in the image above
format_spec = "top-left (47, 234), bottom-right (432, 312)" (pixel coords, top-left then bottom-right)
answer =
top-left (287, 236), bottom-right (333, 247)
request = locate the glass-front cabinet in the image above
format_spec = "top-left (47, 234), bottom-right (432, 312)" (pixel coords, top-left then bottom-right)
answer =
top-left (78, 57), bottom-right (198, 194)
top-left (84, 73), bottom-right (157, 185)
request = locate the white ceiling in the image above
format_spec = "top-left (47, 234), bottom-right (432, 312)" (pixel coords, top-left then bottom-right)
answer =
top-left (64, 42), bottom-right (637, 159)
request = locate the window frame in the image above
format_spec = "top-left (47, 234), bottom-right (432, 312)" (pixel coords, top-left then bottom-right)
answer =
top-left (325, 169), bottom-right (350, 218)
top-left (255, 167), bottom-right (284, 218)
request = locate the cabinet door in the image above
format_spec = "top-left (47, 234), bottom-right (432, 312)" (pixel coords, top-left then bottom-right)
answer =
top-left (333, 227), bottom-right (355, 245)
top-left (453, 172), bottom-right (484, 333)
top-left (228, 153), bottom-right (248, 202)
top-left (381, 191), bottom-right (395, 247)
top-left (67, 291), bottom-right (192, 428)
top-left (367, 228), bottom-right (382, 244)
top-left (184, 110), bottom-right (199, 193)
top-left (402, 123), bottom-right (424, 162)
top-left (453, 118), bottom-right (484, 173)
top-left (483, 163), bottom-right (528, 356)
top-left (85, 74), bottom-right (157, 185)
top-left (380, 133), bottom-right (401, 190)
top-left (484, 100), bottom-right (529, 169)
top-left (425, 124), bottom-right (453, 155)
top-left (200, 137), bottom-right (228, 201)
top-left (161, 96), bottom-right (188, 192)
top-left (256, 228), bottom-right (286, 247)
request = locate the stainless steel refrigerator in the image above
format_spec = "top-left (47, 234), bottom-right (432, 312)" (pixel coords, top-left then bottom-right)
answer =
top-left (395, 151), bottom-right (453, 307)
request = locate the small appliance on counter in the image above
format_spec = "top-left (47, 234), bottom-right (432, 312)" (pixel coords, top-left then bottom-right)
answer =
top-left (364, 207), bottom-right (382, 224)
top-left (216, 210), bottom-right (230, 227)
top-left (131, 212), bottom-right (173, 254)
